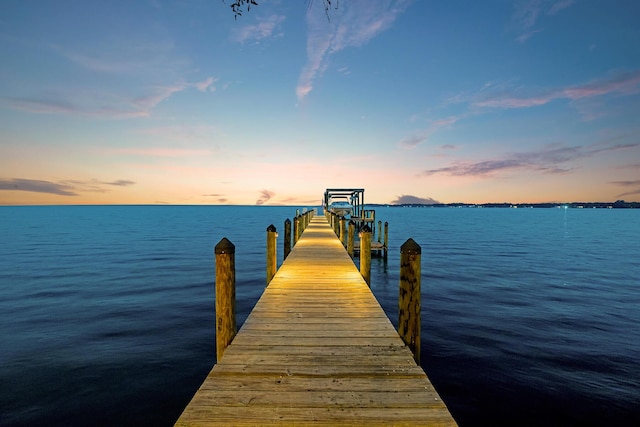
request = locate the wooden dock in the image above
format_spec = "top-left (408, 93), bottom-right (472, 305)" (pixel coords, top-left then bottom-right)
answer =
top-left (175, 215), bottom-right (456, 426)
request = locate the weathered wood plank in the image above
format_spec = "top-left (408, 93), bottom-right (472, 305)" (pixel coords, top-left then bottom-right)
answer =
top-left (175, 214), bottom-right (456, 426)
top-left (196, 375), bottom-right (439, 392)
top-left (178, 406), bottom-right (456, 426)
top-left (209, 364), bottom-right (428, 377)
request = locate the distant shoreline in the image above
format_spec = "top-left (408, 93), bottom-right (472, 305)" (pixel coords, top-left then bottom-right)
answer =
top-left (0, 201), bottom-right (638, 208)
top-left (370, 200), bottom-right (640, 209)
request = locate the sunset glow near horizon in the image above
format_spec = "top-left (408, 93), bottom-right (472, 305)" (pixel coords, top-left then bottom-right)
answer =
top-left (1, 0), bottom-right (639, 206)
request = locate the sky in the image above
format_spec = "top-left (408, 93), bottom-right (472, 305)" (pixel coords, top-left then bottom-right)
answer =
top-left (1, 0), bottom-right (639, 205)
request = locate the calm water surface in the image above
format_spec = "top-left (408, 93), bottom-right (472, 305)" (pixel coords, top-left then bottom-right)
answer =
top-left (0, 205), bottom-right (638, 426)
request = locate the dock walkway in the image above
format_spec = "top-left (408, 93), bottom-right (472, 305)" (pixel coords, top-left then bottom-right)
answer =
top-left (176, 215), bottom-right (456, 426)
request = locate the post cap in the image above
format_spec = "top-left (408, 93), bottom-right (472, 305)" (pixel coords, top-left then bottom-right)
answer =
top-left (361, 224), bottom-right (371, 233)
top-left (400, 238), bottom-right (421, 255)
top-left (215, 237), bottom-right (235, 254)
top-left (267, 224), bottom-right (277, 232)
top-left (284, 218), bottom-right (291, 224)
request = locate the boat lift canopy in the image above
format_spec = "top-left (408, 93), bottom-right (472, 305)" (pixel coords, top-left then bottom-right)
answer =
top-left (323, 188), bottom-right (365, 219)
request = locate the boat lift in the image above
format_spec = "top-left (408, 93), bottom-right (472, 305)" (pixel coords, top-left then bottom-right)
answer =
top-left (323, 188), bottom-right (364, 218)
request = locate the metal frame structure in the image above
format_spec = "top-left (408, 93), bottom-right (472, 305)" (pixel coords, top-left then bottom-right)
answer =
top-left (323, 188), bottom-right (365, 219)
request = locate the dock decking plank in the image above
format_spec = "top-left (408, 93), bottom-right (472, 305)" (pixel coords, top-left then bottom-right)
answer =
top-left (175, 215), bottom-right (456, 426)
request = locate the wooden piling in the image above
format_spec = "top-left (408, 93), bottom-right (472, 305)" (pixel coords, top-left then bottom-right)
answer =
top-left (284, 218), bottom-right (291, 260)
top-left (266, 224), bottom-right (277, 285)
top-left (297, 215), bottom-right (304, 241)
top-left (347, 220), bottom-right (355, 258)
top-left (215, 237), bottom-right (236, 361)
top-left (384, 221), bottom-right (389, 259)
top-left (359, 224), bottom-right (372, 286)
top-left (377, 220), bottom-right (382, 243)
top-left (339, 216), bottom-right (347, 247)
top-left (399, 238), bottom-right (421, 363)
top-left (293, 215), bottom-right (299, 246)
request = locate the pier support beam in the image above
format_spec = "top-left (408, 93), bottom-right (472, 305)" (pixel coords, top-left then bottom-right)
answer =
top-left (215, 238), bottom-right (236, 361)
top-left (399, 238), bottom-right (421, 363)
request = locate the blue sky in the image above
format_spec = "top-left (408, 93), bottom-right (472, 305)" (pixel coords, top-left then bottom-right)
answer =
top-left (1, 0), bottom-right (639, 205)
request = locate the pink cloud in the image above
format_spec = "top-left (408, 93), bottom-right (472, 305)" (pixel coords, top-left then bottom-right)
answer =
top-left (474, 70), bottom-right (640, 109)
top-left (422, 141), bottom-right (640, 177)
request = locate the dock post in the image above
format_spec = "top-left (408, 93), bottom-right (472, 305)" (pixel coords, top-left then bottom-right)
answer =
top-left (359, 225), bottom-right (372, 286)
top-left (377, 220), bottom-right (382, 243)
top-left (347, 220), bottom-right (355, 258)
top-left (384, 221), bottom-right (389, 259)
top-left (215, 238), bottom-right (236, 361)
top-left (284, 218), bottom-right (291, 260)
top-left (267, 224), bottom-right (277, 285)
top-left (339, 216), bottom-right (347, 247)
top-left (297, 215), bottom-right (303, 241)
top-left (399, 238), bottom-right (421, 363)
top-left (293, 215), bottom-right (299, 246)
top-left (331, 212), bottom-right (338, 234)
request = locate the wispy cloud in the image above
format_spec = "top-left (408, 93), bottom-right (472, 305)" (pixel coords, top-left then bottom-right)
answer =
top-left (474, 70), bottom-right (640, 110)
top-left (2, 76), bottom-right (217, 119)
top-left (2, 38), bottom-right (216, 119)
top-left (50, 36), bottom-right (191, 79)
top-left (105, 180), bottom-right (135, 186)
top-left (511, 0), bottom-right (576, 42)
top-left (0, 178), bottom-right (78, 196)
top-left (297, 0), bottom-right (410, 101)
top-left (611, 179), bottom-right (640, 198)
top-left (402, 69), bottom-right (640, 151)
top-left (231, 14), bottom-right (286, 43)
top-left (399, 115), bottom-right (463, 148)
top-left (133, 77), bottom-right (217, 110)
top-left (0, 178), bottom-right (136, 196)
top-left (422, 141), bottom-right (639, 177)
top-left (611, 179), bottom-right (640, 187)
top-left (256, 189), bottom-right (275, 205)
top-left (203, 193), bottom-right (228, 203)
top-left (547, 0), bottom-right (575, 15)
top-left (194, 77), bottom-right (218, 92)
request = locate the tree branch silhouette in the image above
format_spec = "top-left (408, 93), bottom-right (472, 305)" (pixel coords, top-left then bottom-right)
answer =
top-left (225, 0), bottom-right (338, 20)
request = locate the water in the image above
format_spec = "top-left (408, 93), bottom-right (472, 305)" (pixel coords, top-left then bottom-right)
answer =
top-left (1, 205), bottom-right (638, 426)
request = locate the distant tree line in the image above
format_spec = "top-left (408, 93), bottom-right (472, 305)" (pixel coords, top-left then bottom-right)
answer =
top-left (367, 200), bottom-right (639, 209)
